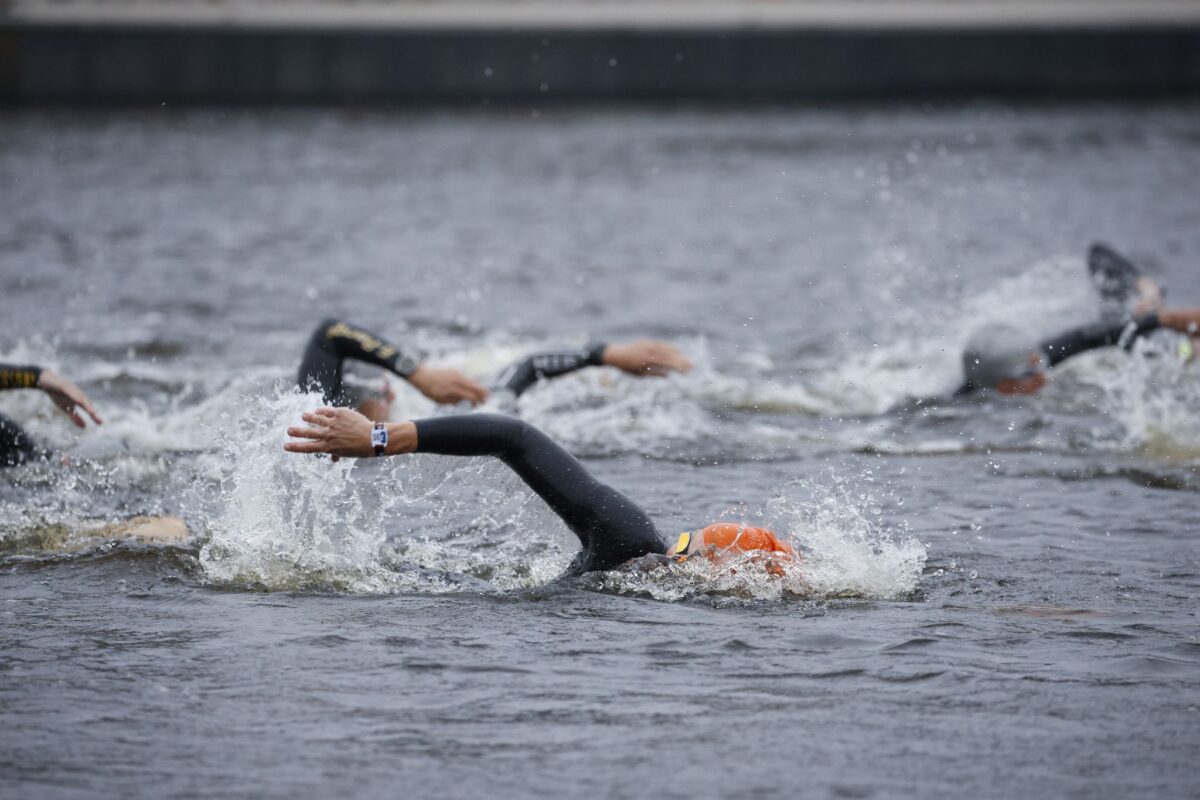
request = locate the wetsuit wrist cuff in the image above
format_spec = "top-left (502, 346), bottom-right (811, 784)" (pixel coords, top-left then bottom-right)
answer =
top-left (1134, 312), bottom-right (1161, 334)
top-left (584, 342), bottom-right (607, 367)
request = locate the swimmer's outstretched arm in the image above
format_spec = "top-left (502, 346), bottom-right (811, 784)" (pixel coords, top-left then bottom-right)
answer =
top-left (495, 340), bottom-right (692, 396)
top-left (298, 319), bottom-right (488, 406)
top-left (0, 363), bottom-right (101, 427)
top-left (1039, 307), bottom-right (1200, 367)
top-left (1039, 314), bottom-right (1163, 367)
top-left (284, 408), bottom-right (665, 574)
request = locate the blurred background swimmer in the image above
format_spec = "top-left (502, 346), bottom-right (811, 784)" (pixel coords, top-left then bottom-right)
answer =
top-left (298, 318), bottom-right (692, 421)
top-left (957, 243), bottom-right (1198, 395)
top-left (0, 363), bottom-right (189, 549)
top-left (283, 408), bottom-right (791, 579)
top-left (0, 362), bottom-right (101, 467)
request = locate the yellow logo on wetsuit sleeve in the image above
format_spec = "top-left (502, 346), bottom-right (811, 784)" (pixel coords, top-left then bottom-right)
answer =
top-left (325, 322), bottom-right (397, 359)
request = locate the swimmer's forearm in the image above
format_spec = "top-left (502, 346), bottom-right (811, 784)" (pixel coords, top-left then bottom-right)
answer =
top-left (496, 344), bottom-right (606, 396)
top-left (1158, 308), bottom-right (1200, 335)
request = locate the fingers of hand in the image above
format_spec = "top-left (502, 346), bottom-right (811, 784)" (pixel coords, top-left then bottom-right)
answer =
top-left (284, 440), bottom-right (327, 453)
top-left (76, 396), bottom-right (102, 424)
top-left (466, 381), bottom-right (488, 404)
top-left (654, 344), bottom-right (692, 372)
top-left (287, 425), bottom-right (327, 441)
top-left (451, 378), bottom-right (487, 405)
top-left (302, 410), bottom-right (335, 426)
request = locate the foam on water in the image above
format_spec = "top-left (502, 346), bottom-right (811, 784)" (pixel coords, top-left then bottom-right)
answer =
top-left (1084, 336), bottom-right (1200, 459)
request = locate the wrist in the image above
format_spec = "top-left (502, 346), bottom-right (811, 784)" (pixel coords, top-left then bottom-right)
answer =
top-left (587, 342), bottom-right (609, 367)
top-left (383, 422), bottom-right (418, 455)
top-left (1135, 311), bottom-right (1162, 333)
top-left (406, 363), bottom-right (433, 388)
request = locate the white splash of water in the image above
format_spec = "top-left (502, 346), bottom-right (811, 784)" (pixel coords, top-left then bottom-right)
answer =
top-left (1082, 336), bottom-right (1200, 459)
top-left (192, 387), bottom-right (577, 593)
top-left (588, 475), bottom-right (927, 602)
top-left (196, 390), bottom-right (409, 592)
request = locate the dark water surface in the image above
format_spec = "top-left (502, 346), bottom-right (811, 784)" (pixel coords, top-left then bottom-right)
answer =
top-left (1, 105), bottom-right (1198, 798)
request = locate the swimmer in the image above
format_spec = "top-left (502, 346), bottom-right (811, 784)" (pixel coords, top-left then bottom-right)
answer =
top-left (283, 409), bottom-right (791, 577)
top-left (1, 515), bottom-right (191, 554)
top-left (298, 319), bottom-right (489, 417)
top-left (958, 244), bottom-right (1199, 395)
top-left (0, 363), bottom-right (102, 467)
top-left (299, 318), bottom-right (692, 422)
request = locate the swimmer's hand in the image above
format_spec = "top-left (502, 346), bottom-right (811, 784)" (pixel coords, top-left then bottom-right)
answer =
top-left (37, 369), bottom-right (102, 428)
top-left (602, 340), bottom-right (693, 377)
top-left (407, 365), bottom-right (489, 406)
top-left (285, 407), bottom-right (417, 461)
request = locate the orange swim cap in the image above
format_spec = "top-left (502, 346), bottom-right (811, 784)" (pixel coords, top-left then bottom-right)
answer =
top-left (668, 522), bottom-right (795, 558)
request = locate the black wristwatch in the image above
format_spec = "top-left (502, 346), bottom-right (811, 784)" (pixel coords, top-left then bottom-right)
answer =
top-left (394, 354), bottom-right (420, 378)
top-left (371, 422), bottom-right (388, 456)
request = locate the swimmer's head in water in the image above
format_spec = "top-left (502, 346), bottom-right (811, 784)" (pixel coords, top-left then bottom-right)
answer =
top-left (667, 523), bottom-right (795, 559)
top-left (961, 324), bottom-right (1048, 395)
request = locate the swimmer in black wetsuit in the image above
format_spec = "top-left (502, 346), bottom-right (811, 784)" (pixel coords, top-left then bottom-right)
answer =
top-left (957, 244), bottom-right (1199, 395)
top-left (299, 318), bottom-right (692, 421)
top-left (298, 319), bottom-right (489, 418)
top-left (283, 408), bottom-right (793, 576)
top-left (0, 363), bottom-right (102, 467)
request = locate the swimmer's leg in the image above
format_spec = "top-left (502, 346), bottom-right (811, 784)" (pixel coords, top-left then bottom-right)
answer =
top-left (414, 414), bottom-right (665, 574)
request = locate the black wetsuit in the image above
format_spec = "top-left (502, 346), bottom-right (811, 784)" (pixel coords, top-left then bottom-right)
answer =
top-left (298, 318), bottom-right (611, 403)
top-left (495, 343), bottom-right (608, 397)
top-left (298, 319), bottom-right (423, 405)
top-left (0, 363), bottom-right (50, 467)
top-left (1039, 313), bottom-right (1161, 367)
top-left (414, 414), bottom-right (666, 575)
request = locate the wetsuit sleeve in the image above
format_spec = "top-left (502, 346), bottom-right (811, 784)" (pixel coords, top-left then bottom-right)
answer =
top-left (297, 319), bottom-right (422, 405)
top-left (413, 414), bottom-right (664, 575)
top-left (494, 343), bottom-right (607, 396)
top-left (1039, 314), bottom-right (1161, 367)
top-left (0, 363), bottom-right (42, 390)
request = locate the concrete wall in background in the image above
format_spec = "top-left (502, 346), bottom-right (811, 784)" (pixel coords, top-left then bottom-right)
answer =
top-left (2, 24), bottom-right (1199, 104)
